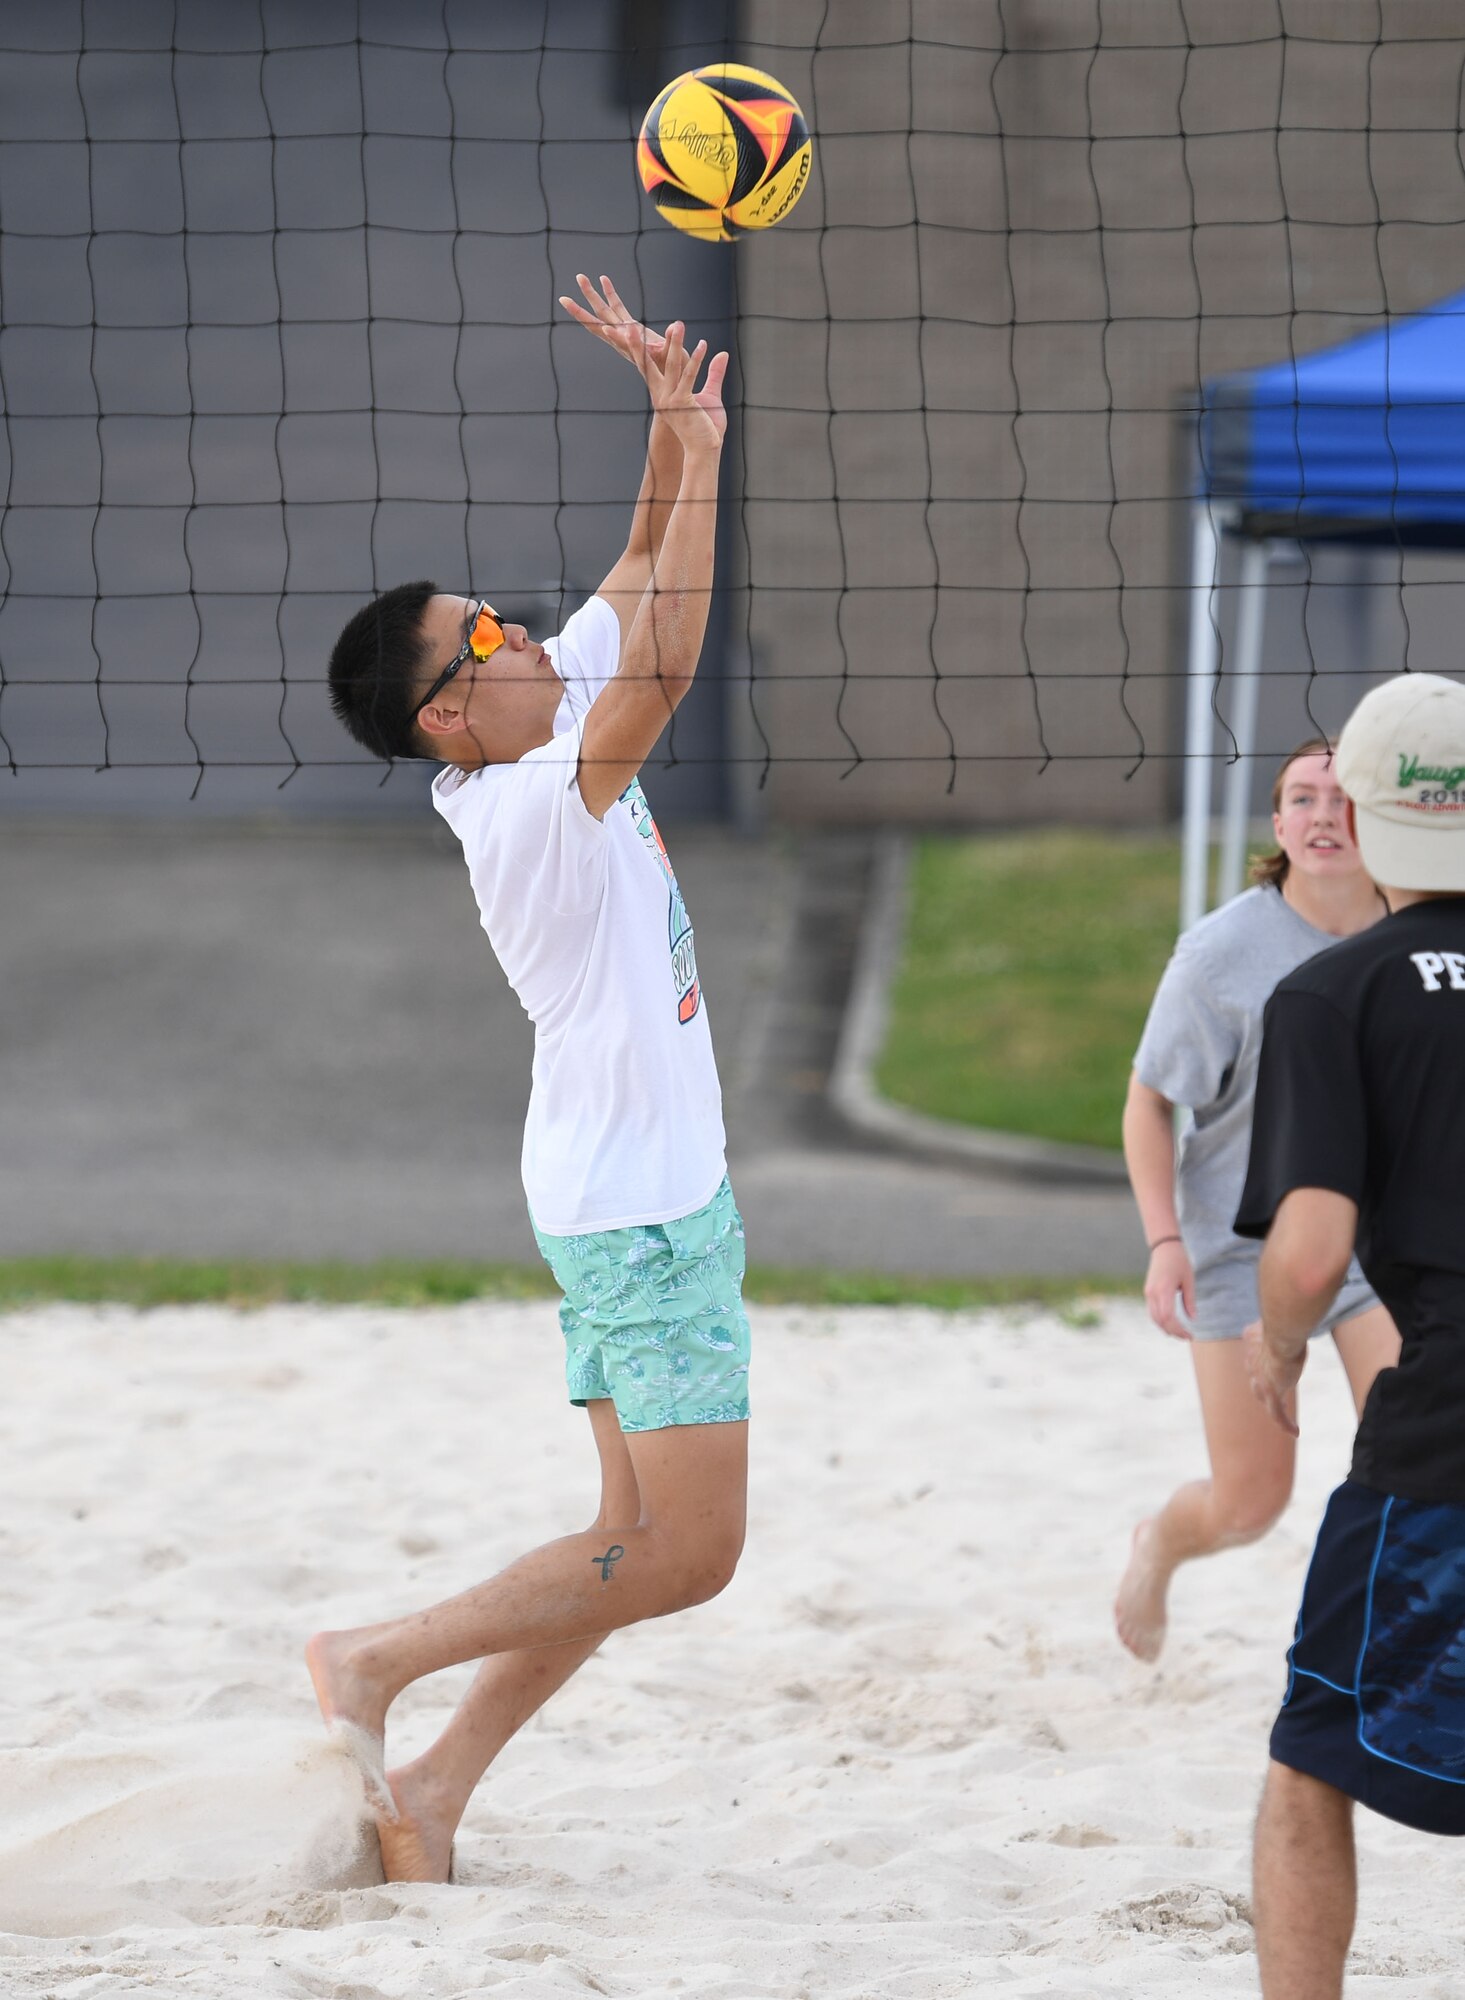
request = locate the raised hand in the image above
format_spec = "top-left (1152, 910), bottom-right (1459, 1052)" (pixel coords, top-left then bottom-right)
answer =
top-left (558, 273), bottom-right (666, 375)
top-left (635, 319), bottom-right (728, 454)
top-left (560, 275), bottom-right (728, 445)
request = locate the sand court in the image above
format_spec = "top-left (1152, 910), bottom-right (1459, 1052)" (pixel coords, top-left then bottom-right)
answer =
top-left (2, 1297), bottom-right (1462, 1996)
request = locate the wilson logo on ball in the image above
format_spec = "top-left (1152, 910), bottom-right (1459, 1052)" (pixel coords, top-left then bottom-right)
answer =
top-left (637, 63), bottom-right (813, 243)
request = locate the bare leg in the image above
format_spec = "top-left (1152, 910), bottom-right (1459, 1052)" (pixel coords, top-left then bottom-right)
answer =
top-left (308, 1415), bottom-right (747, 1831)
top-left (1116, 1340), bottom-right (1295, 1661)
top-left (376, 1402), bottom-right (638, 1882)
top-left (1331, 1305), bottom-right (1400, 1418)
top-left (1254, 1760), bottom-right (1356, 1998)
top-left (376, 1638), bottom-right (603, 1881)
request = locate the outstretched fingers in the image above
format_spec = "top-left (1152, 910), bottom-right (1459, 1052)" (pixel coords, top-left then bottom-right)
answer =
top-left (643, 320), bottom-right (685, 406)
top-left (557, 274), bottom-right (668, 372)
top-left (660, 328), bottom-right (709, 395)
top-left (569, 271), bottom-right (623, 332)
top-left (563, 293), bottom-right (726, 451)
top-left (595, 272), bottom-right (636, 325)
top-left (557, 274), bottom-right (611, 339)
top-left (695, 348), bottom-right (729, 411)
top-left (557, 293), bottom-right (606, 339)
top-left (679, 338), bottom-right (709, 392)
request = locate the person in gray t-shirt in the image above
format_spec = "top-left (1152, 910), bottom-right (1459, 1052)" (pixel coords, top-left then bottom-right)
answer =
top-left (1114, 741), bottom-right (1400, 1663)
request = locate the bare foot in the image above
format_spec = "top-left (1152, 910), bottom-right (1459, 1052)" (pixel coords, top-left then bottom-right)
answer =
top-left (306, 1629), bottom-right (398, 1819)
top-left (376, 1761), bottom-right (461, 1884)
top-left (1115, 1519), bottom-right (1170, 1663)
top-left (306, 1629), bottom-right (391, 1732)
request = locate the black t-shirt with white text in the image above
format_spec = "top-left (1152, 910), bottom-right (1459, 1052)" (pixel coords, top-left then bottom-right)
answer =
top-left (1235, 898), bottom-right (1465, 1504)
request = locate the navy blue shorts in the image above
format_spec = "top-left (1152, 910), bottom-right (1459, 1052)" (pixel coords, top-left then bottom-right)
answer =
top-left (1272, 1480), bottom-right (1465, 1835)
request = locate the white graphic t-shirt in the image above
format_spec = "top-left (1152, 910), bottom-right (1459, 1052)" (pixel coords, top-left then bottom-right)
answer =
top-left (431, 595), bottom-right (727, 1235)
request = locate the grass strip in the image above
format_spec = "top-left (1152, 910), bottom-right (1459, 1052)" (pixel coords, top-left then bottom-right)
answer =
top-left (877, 831), bottom-right (1182, 1152)
top-left (0, 1257), bottom-right (1138, 1316)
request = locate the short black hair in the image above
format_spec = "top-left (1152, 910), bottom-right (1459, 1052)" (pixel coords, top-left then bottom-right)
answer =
top-left (328, 580), bottom-right (439, 761)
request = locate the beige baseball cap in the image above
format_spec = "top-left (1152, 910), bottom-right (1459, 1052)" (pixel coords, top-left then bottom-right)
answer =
top-left (1335, 672), bottom-right (1465, 892)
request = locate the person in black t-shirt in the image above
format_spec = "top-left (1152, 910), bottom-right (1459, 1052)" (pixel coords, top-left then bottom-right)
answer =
top-left (1234, 671), bottom-right (1465, 2000)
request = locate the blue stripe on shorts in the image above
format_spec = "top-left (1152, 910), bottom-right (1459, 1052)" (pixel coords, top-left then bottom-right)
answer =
top-left (1272, 1479), bottom-right (1465, 1834)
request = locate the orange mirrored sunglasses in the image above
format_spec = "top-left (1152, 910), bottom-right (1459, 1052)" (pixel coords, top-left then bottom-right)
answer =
top-left (414, 599), bottom-right (506, 717)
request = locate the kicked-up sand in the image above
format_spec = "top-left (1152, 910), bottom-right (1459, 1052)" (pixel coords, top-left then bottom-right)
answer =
top-left (1, 1298), bottom-right (1462, 1997)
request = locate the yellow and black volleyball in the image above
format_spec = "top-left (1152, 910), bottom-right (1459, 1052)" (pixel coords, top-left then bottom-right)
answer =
top-left (637, 64), bottom-right (813, 243)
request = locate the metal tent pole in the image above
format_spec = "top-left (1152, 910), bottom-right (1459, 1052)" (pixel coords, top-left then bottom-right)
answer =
top-left (1216, 538), bottom-right (1269, 907)
top-left (1180, 502), bottom-right (1224, 931)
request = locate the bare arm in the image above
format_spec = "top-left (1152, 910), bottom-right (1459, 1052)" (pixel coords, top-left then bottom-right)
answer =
top-left (576, 323), bottom-right (727, 820)
top-left (1244, 1188), bottom-right (1357, 1435)
top-left (1122, 1071), bottom-right (1180, 1244)
top-left (559, 274), bottom-right (698, 646)
top-left (1260, 1189), bottom-right (1356, 1339)
top-left (1122, 1070), bottom-right (1196, 1339)
top-left (596, 413), bottom-right (683, 646)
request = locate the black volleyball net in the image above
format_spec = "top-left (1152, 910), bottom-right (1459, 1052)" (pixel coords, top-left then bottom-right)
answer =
top-left (1, 0), bottom-right (1463, 823)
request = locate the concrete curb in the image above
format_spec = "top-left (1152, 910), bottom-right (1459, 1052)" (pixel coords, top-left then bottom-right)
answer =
top-left (828, 833), bottom-right (1131, 1187)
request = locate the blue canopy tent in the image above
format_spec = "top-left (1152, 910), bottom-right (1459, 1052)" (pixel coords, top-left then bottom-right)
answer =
top-left (1182, 288), bottom-right (1465, 927)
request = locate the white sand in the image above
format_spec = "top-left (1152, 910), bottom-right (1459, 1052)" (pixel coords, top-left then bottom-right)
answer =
top-left (1, 1298), bottom-right (1462, 1998)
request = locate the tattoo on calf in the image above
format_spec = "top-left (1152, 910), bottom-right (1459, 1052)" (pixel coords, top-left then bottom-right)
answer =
top-left (592, 1544), bottom-right (626, 1582)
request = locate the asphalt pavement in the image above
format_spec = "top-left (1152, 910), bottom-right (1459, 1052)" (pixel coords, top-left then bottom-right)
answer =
top-left (0, 816), bottom-right (1145, 1279)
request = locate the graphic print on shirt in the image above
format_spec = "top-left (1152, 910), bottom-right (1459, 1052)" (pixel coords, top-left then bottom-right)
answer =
top-left (621, 778), bottom-right (701, 1024)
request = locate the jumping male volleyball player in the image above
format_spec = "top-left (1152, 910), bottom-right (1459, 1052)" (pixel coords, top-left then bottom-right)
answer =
top-left (1235, 673), bottom-right (1465, 1998)
top-left (315, 277), bottom-right (744, 1881)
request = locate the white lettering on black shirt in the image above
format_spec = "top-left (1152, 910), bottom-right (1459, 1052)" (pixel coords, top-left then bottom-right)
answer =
top-left (1410, 949), bottom-right (1465, 992)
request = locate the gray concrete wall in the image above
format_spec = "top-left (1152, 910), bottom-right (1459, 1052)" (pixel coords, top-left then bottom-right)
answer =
top-left (734, 0), bottom-right (1465, 828)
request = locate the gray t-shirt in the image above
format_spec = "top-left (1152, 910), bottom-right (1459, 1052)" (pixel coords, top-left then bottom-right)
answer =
top-left (1134, 884), bottom-right (1372, 1281)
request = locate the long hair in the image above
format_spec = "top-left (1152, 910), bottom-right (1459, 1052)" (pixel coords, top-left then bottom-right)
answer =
top-left (1250, 736), bottom-right (1335, 889)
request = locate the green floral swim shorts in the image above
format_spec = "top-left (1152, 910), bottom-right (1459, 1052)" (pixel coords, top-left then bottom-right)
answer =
top-left (531, 1177), bottom-right (751, 1433)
